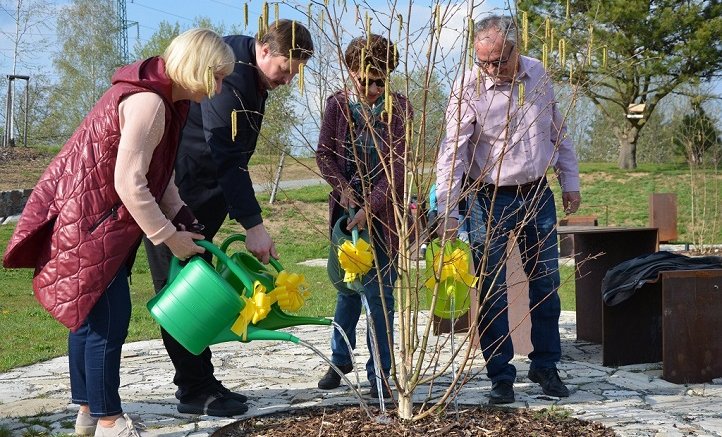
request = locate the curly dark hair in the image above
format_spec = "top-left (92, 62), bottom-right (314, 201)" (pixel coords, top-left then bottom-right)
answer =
top-left (344, 33), bottom-right (397, 75)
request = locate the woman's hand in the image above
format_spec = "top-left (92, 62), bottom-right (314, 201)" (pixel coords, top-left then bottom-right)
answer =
top-left (347, 207), bottom-right (367, 231)
top-left (164, 231), bottom-right (206, 260)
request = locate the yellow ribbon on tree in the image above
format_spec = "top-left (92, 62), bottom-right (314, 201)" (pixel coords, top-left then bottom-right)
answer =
top-left (231, 281), bottom-right (272, 340)
top-left (424, 247), bottom-right (478, 292)
top-left (269, 271), bottom-right (310, 312)
top-left (338, 239), bottom-right (374, 283)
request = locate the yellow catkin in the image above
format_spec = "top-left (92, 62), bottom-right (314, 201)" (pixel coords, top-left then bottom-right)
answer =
top-left (545, 17), bottom-right (551, 40)
top-left (587, 24), bottom-right (594, 66)
top-left (559, 38), bottom-right (566, 68)
top-left (262, 2), bottom-right (268, 31)
top-left (386, 98), bottom-right (393, 125)
top-left (398, 14), bottom-right (403, 41)
top-left (569, 64), bottom-right (574, 85)
top-left (298, 63), bottom-right (305, 95)
top-left (542, 43), bottom-right (548, 69)
top-left (550, 28), bottom-right (555, 53)
top-left (360, 47), bottom-right (366, 73)
top-left (365, 13), bottom-right (371, 46)
top-left (476, 68), bottom-right (482, 95)
top-left (308, 3), bottom-right (312, 27)
top-left (292, 20), bottom-right (296, 47)
top-left (231, 111), bottom-right (238, 141)
top-left (205, 66), bottom-right (214, 99)
top-left (258, 17), bottom-right (264, 38)
top-left (522, 11), bottom-right (528, 52)
top-left (319, 9), bottom-right (324, 31)
top-left (365, 64), bottom-right (371, 89)
top-left (518, 82), bottom-right (525, 106)
top-left (602, 45), bottom-right (608, 68)
top-left (467, 16), bottom-right (474, 67)
top-left (435, 4), bottom-right (441, 32)
top-left (393, 44), bottom-right (398, 67)
top-left (566, 0), bottom-right (570, 19)
top-left (244, 3), bottom-right (248, 28)
top-left (274, 3), bottom-right (279, 25)
top-left (324, 0), bottom-right (328, 6)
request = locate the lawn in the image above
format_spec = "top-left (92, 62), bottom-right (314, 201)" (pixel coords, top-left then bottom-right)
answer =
top-left (0, 163), bottom-right (719, 371)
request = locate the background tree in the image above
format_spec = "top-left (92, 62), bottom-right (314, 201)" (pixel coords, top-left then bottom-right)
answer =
top-left (39, 0), bottom-right (120, 142)
top-left (517, 0), bottom-right (722, 169)
top-left (0, 0), bottom-right (56, 147)
top-left (674, 96), bottom-right (721, 165)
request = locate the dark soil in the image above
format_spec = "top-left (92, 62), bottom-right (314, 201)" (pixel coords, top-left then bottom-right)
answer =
top-left (212, 405), bottom-right (615, 437)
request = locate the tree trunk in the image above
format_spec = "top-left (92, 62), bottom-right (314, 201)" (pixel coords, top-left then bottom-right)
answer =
top-left (616, 123), bottom-right (641, 169)
top-left (397, 392), bottom-right (413, 420)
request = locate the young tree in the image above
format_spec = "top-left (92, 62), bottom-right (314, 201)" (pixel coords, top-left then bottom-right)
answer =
top-left (517, 0), bottom-right (722, 169)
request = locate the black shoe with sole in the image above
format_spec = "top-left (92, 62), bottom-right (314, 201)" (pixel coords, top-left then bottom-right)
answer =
top-left (317, 364), bottom-right (353, 390)
top-left (527, 367), bottom-right (570, 397)
top-left (488, 380), bottom-right (515, 405)
top-left (177, 392), bottom-right (249, 417)
top-left (214, 382), bottom-right (248, 403)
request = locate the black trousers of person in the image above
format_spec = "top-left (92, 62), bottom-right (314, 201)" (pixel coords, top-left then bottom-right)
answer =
top-left (143, 194), bottom-right (229, 402)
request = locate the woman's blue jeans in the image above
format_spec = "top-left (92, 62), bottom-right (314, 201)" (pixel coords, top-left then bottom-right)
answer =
top-left (330, 245), bottom-right (396, 384)
top-left (470, 185), bottom-right (562, 384)
top-left (69, 266), bottom-right (131, 417)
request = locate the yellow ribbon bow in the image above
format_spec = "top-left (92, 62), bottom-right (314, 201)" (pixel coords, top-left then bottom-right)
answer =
top-left (338, 239), bottom-right (374, 283)
top-left (231, 281), bottom-right (272, 341)
top-left (269, 271), bottom-right (310, 312)
top-left (424, 247), bottom-right (478, 292)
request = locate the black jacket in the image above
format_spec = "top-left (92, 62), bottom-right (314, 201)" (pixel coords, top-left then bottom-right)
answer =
top-left (175, 35), bottom-right (267, 229)
top-left (601, 251), bottom-right (722, 306)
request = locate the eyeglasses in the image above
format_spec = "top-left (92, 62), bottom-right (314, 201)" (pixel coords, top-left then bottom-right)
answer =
top-left (475, 44), bottom-right (515, 69)
top-left (357, 77), bottom-right (386, 88)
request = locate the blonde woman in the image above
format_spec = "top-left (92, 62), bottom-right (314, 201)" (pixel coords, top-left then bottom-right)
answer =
top-left (3, 28), bottom-right (234, 436)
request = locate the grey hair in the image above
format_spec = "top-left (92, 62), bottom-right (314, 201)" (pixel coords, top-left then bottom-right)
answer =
top-left (474, 15), bottom-right (517, 44)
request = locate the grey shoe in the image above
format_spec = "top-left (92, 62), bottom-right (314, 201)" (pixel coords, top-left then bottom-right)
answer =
top-left (75, 410), bottom-right (98, 436)
top-left (94, 414), bottom-right (143, 437)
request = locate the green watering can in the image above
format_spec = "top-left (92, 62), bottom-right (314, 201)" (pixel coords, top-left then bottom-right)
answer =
top-left (326, 212), bottom-right (371, 295)
top-left (147, 235), bottom-right (330, 355)
top-left (424, 238), bottom-right (475, 320)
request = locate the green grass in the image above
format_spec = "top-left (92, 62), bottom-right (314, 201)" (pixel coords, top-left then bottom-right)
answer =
top-left (0, 164), bottom-right (718, 371)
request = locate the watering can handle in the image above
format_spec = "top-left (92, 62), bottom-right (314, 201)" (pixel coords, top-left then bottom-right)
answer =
top-left (218, 233), bottom-right (284, 273)
top-left (168, 240), bottom-right (257, 293)
top-left (348, 206), bottom-right (359, 244)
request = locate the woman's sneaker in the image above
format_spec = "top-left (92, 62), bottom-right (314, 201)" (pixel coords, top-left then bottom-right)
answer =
top-left (94, 414), bottom-right (143, 437)
top-left (75, 410), bottom-right (98, 436)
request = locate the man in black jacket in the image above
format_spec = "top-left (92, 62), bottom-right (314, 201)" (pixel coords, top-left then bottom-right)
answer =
top-left (144, 20), bottom-right (314, 417)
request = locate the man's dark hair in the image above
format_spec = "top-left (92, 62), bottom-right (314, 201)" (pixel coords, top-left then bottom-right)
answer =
top-left (257, 19), bottom-right (314, 61)
top-left (344, 33), bottom-right (398, 75)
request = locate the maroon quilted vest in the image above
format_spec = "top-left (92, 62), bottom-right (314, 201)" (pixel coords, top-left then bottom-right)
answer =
top-left (3, 57), bottom-right (189, 331)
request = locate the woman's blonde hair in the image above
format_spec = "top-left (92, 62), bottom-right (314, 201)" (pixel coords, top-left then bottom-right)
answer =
top-left (163, 28), bottom-right (235, 95)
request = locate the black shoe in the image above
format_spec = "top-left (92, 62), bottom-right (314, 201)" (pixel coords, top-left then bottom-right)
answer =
top-left (369, 380), bottom-right (393, 399)
top-left (488, 380), bottom-right (515, 405)
top-left (527, 367), bottom-right (570, 397)
top-left (317, 364), bottom-right (353, 390)
top-left (177, 392), bottom-right (249, 417)
top-left (214, 382), bottom-right (248, 404)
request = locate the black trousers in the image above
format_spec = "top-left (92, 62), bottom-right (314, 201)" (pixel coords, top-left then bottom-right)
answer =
top-left (143, 194), bottom-right (229, 401)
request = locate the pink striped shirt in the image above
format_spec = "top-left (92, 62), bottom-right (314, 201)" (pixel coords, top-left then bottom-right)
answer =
top-left (436, 55), bottom-right (580, 218)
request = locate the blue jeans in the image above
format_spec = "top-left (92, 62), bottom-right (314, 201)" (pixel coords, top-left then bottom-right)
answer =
top-left (69, 266), bottom-right (131, 417)
top-left (330, 244), bottom-right (396, 384)
top-left (470, 184), bottom-right (561, 384)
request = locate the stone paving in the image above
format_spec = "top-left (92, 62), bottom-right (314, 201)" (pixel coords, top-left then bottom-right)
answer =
top-left (1, 311), bottom-right (722, 437)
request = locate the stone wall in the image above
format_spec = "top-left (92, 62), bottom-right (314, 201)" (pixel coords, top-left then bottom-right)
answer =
top-left (0, 189), bottom-right (32, 222)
